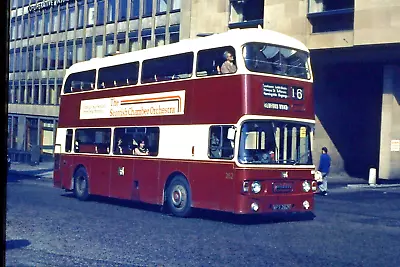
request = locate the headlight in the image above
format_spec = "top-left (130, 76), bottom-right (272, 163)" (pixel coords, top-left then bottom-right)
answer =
top-left (302, 181), bottom-right (311, 192)
top-left (251, 181), bottom-right (262, 194)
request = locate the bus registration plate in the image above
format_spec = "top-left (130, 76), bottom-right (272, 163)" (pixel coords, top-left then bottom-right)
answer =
top-left (272, 204), bottom-right (292, 210)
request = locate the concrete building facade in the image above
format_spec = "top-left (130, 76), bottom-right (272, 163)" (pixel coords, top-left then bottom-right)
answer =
top-left (8, 0), bottom-right (400, 179)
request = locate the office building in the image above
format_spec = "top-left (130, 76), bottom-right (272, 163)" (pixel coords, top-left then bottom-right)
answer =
top-left (8, 0), bottom-right (400, 179)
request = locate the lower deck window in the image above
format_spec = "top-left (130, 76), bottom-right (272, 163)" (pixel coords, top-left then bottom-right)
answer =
top-left (113, 127), bottom-right (159, 156)
top-left (74, 128), bottom-right (111, 154)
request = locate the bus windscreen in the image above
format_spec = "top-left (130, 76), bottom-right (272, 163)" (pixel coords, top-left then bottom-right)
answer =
top-left (238, 120), bottom-right (313, 165)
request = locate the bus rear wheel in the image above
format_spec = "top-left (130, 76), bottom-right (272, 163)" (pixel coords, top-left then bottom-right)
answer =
top-left (73, 167), bottom-right (90, 201)
top-left (167, 176), bottom-right (192, 217)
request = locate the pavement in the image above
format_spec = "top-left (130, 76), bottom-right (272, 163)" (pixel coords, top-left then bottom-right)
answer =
top-left (8, 160), bottom-right (400, 188)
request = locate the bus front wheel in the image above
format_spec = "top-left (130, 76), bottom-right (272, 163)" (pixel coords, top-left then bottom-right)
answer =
top-left (166, 176), bottom-right (192, 217)
top-left (73, 167), bottom-right (90, 201)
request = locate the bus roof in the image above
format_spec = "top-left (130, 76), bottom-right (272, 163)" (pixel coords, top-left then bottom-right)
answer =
top-left (67, 28), bottom-right (309, 74)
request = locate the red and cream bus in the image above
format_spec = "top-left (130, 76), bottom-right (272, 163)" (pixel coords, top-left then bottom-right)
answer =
top-left (53, 28), bottom-right (317, 217)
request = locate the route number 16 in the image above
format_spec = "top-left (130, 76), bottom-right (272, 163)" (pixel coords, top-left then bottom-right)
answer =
top-left (291, 88), bottom-right (304, 100)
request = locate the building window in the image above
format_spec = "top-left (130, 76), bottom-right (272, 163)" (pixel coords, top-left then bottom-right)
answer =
top-left (23, 17), bottom-right (29, 38)
top-left (12, 117), bottom-right (19, 149)
top-left (119, 0), bottom-right (128, 21)
top-left (42, 44), bottom-right (48, 70)
top-left (171, 0), bottom-right (181, 11)
top-left (15, 50), bottom-right (20, 72)
top-left (142, 35), bottom-right (151, 49)
top-left (37, 14), bottom-right (43, 35)
top-left (19, 83), bottom-right (26, 103)
top-left (96, 39), bottom-right (103, 57)
top-left (68, 5), bottom-right (76, 29)
top-left (308, 0), bottom-right (354, 33)
top-left (44, 12), bottom-right (50, 34)
top-left (51, 10), bottom-right (58, 33)
top-left (27, 84), bottom-right (33, 104)
top-left (21, 50), bottom-right (27, 72)
top-left (97, 0), bottom-right (105, 25)
top-left (30, 14), bottom-right (35, 36)
top-left (66, 43), bottom-right (73, 68)
top-left (143, 0), bottom-right (153, 17)
top-left (34, 46), bottom-right (41, 71)
top-left (117, 38), bottom-right (127, 53)
top-left (17, 19), bottom-right (22, 39)
top-left (60, 8), bottom-right (66, 31)
top-left (76, 42), bottom-right (84, 62)
top-left (229, 0), bottom-right (264, 28)
top-left (40, 119), bottom-right (56, 155)
top-left (28, 50), bottom-right (34, 71)
top-left (9, 53), bottom-right (14, 73)
top-left (27, 118), bottom-right (39, 151)
top-left (129, 37), bottom-right (138, 52)
top-left (34, 84), bottom-right (39, 104)
top-left (85, 39), bottom-right (92, 60)
top-left (130, 0), bottom-right (139, 19)
top-left (106, 39), bottom-right (114, 54)
top-left (157, 0), bottom-right (167, 13)
top-left (58, 45), bottom-right (65, 69)
top-left (40, 83), bottom-right (47, 104)
top-left (107, 0), bottom-right (116, 23)
top-left (10, 21), bottom-right (16, 40)
top-left (77, 4), bottom-right (84, 28)
top-left (50, 46), bottom-right (56, 70)
top-left (170, 31), bottom-right (179, 44)
top-left (155, 33), bottom-right (165, 47)
top-left (12, 0), bottom-right (17, 9)
top-left (87, 2), bottom-right (95, 26)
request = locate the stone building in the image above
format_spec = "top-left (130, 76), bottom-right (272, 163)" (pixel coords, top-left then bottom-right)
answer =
top-left (8, 0), bottom-right (400, 179)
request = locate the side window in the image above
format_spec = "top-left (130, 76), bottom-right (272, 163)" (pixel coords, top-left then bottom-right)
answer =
top-left (197, 46), bottom-right (236, 77)
top-left (64, 70), bottom-right (96, 94)
top-left (209, 125), bottom-right (234, 159)
top-left (98, 62), bottom-right (139, 89)
top-left (113, 127), bottom-right (160, 156)
top-left (141, 52), bottom-right (193, 84)
top-left (74, 128), bottom-right (111, 154)
top-left (65, 129), bottom-right (73, 152)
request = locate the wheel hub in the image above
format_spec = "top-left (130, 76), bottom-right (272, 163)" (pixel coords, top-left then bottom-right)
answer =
top-left (171, 185), bottom-right (186, 209)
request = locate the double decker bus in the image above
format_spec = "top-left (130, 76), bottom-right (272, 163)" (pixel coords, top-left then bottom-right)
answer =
top-left (53, 28), bottom-right (317, 217)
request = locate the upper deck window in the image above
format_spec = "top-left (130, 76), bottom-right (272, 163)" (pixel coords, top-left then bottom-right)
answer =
top-left (64, 70), bottom-right (96, 94)
top-left (98, 62), bottom-right (139, 89)
top-left (196, 46), bottom-right (236, 77)
top-left (141, 53), bottom-right (193, 84)
top-left (243, 43), bottom-right (311, 80)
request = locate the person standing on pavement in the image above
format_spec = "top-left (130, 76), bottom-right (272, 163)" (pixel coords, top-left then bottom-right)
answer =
top-left (318, 147), bottom-right (331, 196)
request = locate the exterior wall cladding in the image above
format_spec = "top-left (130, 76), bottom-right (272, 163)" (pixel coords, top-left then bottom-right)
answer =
top-left (7, 0), bottom-right (400, 179)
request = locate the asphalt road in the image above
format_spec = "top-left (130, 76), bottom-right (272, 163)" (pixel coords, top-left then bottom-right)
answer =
top-left (5, 173), bottom-right (400, 267)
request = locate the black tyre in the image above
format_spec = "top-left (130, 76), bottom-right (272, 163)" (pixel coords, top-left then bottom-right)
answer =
top-left (73, 167), bottom-right (90, 201)
top-left (166, 176), bottom-right (192, 217)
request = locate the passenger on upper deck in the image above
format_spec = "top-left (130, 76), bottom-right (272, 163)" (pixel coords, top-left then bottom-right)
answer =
top-left (134, 139), bottom-right (150, 156)
top-left (219, 51), bottom-right (237, 74)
